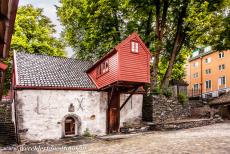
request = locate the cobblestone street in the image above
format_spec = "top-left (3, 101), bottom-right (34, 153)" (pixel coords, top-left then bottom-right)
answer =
top-left (1, 122), bottom-right (230, 154)
top-left (82, 122), bottom-right (230, 154)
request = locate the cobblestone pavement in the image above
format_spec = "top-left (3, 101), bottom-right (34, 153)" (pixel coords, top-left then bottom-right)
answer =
top-left (1, 122), bottom-right (230, 154)
top-left (80, 122), bottom-right (230, 154)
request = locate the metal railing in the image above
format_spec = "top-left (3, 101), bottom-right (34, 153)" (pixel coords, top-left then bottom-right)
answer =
top-left (188, 89), bottom-right (202, 97)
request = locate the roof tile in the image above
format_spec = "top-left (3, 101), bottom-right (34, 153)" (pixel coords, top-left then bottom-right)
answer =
top-left (15, 52), bottom-right (96, 89)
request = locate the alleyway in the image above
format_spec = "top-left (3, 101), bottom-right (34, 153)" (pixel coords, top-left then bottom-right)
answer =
top-left (1, 122), bottom-right (230, 154)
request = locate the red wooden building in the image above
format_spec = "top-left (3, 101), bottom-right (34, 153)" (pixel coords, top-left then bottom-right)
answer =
top-left (87, 32), bottom-right (150, 89)
top-left (87, 32), bottom-right (151, 133)
top-left (0, 0), bottom-right (19, 100)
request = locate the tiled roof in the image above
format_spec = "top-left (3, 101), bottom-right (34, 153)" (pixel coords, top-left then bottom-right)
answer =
top-left (189, 50), bottom-right (216, 61)
top-left (15, 52), bottom-right (96, 89)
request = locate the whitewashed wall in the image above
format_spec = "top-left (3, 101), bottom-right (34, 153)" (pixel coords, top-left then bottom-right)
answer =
top-left (15, 90), bottom-right (107, 142)
top-left (120, 94), bottom-right (143, 127)
top-left (15, 90), bottom-right (143, 142)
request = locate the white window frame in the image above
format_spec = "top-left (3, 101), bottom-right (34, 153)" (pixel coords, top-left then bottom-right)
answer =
top-left (205, 80), bottom-right (212, 90)
top-left (205, 69), bottom-right (211, 74)
top-left (193, 84), bottom-right (199, 92)
top-left (219, 52), bottom-right (224, 58)
top-left (205, 57), bottom-right (211, 64)
top-left (193, 62), bottom-right (199, 68)
top-left (218, 76), bottom-right (226, 88)
top-left (219, 64), bottom-right (225, 70)
top-left (131, 41), bottom-right (138, 53)
top-left (193, 72), bottom-right (198, 78)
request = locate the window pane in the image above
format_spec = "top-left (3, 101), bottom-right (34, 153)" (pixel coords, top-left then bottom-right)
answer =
top-left (131, 42), bottom-right (135, 51)
top-left (135, 42), bottom-right (138, 52)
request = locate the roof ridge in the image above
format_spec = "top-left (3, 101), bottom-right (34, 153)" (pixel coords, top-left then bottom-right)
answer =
top-left (15, 51), bottom-right (93, 63)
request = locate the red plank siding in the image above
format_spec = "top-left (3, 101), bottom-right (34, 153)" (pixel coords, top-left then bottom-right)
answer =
top-left (87, 32), bottom-right (151, 89)
top-left (88, 52), bottom-right (119, 89)
top-left (118, 37), bottom-right (150, 83)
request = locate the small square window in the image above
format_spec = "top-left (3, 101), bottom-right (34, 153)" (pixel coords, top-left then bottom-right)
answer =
top-left (205, 69), bottom-right (211, 74)
top-left (219, 52), bottom-right (224, 58)
top-left (219, 64), bottom-right (225, 70)
top-left (131, 41), bottom-right (138, 53)
top-left (96, 60), bottom-right (109, 77)
top-left (193, 62), bottom-right (199, 68)
top-left (205, 57), bottom-right (211, 64)
top-left (193, 72), bottom-right (198, 78)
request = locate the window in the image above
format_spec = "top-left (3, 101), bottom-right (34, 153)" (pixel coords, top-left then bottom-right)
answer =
top-left (97, 60), bottom-right (109, 77)
top-left (205, 80), bottom-right (211, 89)
top-left (193, 62), bottom-right (199, 68)
top-left (205, 57), bottom-right (211, 64)
top-left (219, 64), bottom-right (225, 70)
top-left (193, 84), bottom-right (199, 92)
top-left (193, 72), bottom-right (198, 78)
top-left (219, 52), bottom-right (224, 58)
top-left (205, 69), bottom-right (211, 74)
top-left (131, 41), bottom-right (138, 53)
top-left (218, 76), bottom-right (226, 86)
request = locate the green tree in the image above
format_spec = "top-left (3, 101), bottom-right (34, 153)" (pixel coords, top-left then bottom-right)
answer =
top-left (57, 0), bottom-right (124, 60)
top-left (57, 0), bottom-right (229, 90)
top-left (3, 5), bottom-right (66, 95)
top-left (185, 0), bottom-right (230, 50)
top-left (11, 5), bottom-right (66, 56)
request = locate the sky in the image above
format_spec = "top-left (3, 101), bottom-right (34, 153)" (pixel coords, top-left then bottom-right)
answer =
top-left (19, 0), bottom-right (73, 57)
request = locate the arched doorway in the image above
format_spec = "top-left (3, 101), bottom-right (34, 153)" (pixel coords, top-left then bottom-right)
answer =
top-left (65, 117), bottom-right (75, 135)
top-left (62, 114), bottom-right (81, 137)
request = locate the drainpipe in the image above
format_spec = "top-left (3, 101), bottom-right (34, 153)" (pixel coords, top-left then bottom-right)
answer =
top-left (14, 91), bottom-right (19, 144)
top-left (200, 56), bottom-right (203, 99)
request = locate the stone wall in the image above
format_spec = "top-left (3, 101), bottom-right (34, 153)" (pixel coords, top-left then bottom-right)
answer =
top-left (143, 95), bottom-right (191, 124)
top-left (152, 95), bottom-right (191, 123)
top-left (14, 90), bottom-right (108, 142)
top-left (13, 90), bottom-right (143, 143)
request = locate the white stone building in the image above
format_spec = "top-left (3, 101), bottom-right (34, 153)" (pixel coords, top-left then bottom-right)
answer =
top-left (12, 52), bottom-right (143, 142)
top-left (12, 33), bottom-right (151, 142)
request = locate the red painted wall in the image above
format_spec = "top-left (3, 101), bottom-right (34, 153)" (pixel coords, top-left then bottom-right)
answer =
top-left (117, 37), bottom-right (150, 83)
top-left (88, 33), bottom-right (151, 89)
top-left (88, 52), bottom-right (119, 89)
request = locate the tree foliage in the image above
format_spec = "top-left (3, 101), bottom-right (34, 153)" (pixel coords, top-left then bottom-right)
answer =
top-left (57, 0), bottom-right (230, 89)
top-left (185, 0), bottom-right (230, 50)
top-left (11, 5), bottom-right (66, 56)
top-left (57, 0), bottom-right (125, 60)
top-left (3, 5), bottom-right (66, 95)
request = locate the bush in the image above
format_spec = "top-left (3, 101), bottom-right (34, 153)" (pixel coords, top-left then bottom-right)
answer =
top-left (83, 128), bottom-right (92, 137)
top-left (151, 86), bottom-right (162, 95)
top-left (162, 88), bottom-right (173, 98)
top-left (178, 92), bottom-right (188, 105)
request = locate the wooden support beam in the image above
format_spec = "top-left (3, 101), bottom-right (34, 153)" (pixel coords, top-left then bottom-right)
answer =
top-left (120, 86), bottom-right (139, 111)
top-left (108, 86), bottom-right (115, 105)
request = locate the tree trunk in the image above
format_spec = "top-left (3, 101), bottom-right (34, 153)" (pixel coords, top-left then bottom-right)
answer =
top-left (150, 0), bottom-right (169, 91)
top-left (161, 0), bottom-right (188, 89)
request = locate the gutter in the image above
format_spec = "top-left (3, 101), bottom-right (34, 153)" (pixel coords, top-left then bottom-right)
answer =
top-left (14, 85), bottom-right (98, 91)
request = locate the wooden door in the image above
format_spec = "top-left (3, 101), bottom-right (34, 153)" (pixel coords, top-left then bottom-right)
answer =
top-left (108, 91), bottom-right (120, 133)
top-left (65, 117), bottom-right (75, 135)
